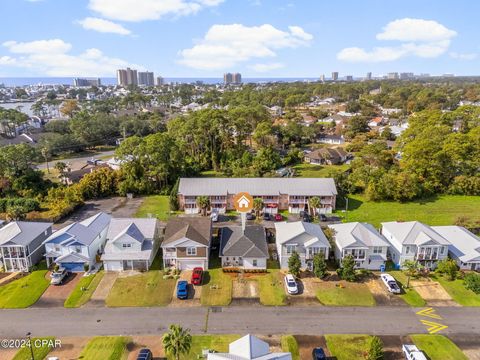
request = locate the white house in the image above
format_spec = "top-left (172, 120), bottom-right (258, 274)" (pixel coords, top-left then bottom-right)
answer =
top-left (43, 212), bottom-right (111, 272)
top-left (275, 221), bottom-right (330, 270)
top-left (208, 334), bottom-right (292, 360)
top-left (328, 222), bottom-right (390, 270)
top-left (432, 226), bottom-right (480, 271)
top-left (381, 221), bottom-right (450, 270)
top-left (102, 218), bottom-right (160, 271)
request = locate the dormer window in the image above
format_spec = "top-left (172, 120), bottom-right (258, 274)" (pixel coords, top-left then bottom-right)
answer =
top-left (122, 243), bottom-right (132, 248)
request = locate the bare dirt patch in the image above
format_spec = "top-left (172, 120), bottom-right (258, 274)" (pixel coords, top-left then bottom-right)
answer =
top-left (33, 272), bottom-right (82, 308)
top-left (258, 335), bottom-right (283, 353)
top-left (448, 334), bottom-right (480, 360)
top-left (127, 335), bottom-right (165, 360)
top-left (46, 336), bottom-right (90, 360)
top-left (380, 335), bottom-right (406, 360)
top-left (294, 335), bottom-right (330, 359)
top-left (365, 278), bottom-right (406, 306)
top-left (410, 279), bottom-right (459, 306)
top-left (86, 272), bottom-right (118, 307)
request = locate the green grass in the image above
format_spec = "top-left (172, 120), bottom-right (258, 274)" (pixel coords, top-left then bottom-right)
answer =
top-left (78, 336), bottom-right (130, 360)
top-left (0, 270), bottom-right (49, 308)
top-left (339, 195), bottom-right (480, 228)
top-left (257, 270), bottom-right (287, 306)
top-left (432, 274), bottom-right (480, 306)
top-left (410, 335), bottom-right (468, 360)
top-left (389, 271), bottom-right (426, 307)
top-left (106, 271), bottom-right (175, 307)
top-left (64, 271), bottom-right (104, 308)
top-left (292, 163), bottom-right (350, 177)
top-left (165, 335), bottom-right (240, 360)
top-left (315, 281), bottom-right (376, 306)
top-left (12, 337), bottom-right (55, 360)
top-left (135, 195), bottom-right (172, 220)
top-left (199, 170), bottom-right (225, 177)
top-left (201, 268), bottom-right (232, 306)
top-left (325, 335), bottom-right (373, 360)
top-left (281, 335), bottom-right (300, 360)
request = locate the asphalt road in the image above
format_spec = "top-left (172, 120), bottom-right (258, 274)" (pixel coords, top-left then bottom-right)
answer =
top-left (35, 150), bottom-right (115, 170)
top-left (0, 306), bottom-right (479, 338)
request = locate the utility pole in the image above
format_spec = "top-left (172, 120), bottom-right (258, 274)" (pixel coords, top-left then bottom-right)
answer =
top-left (26, 332), bottom-right (34, 360)
top-left (345, 196), bottom-right (349, 222)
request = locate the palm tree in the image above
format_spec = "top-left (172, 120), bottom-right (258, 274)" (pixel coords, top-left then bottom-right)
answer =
top-left (196, 196), bottom-right (210, 216)
top-left (253, 197), bottom-right (264, 217)
top-left (163, 324), bottom-right (192, 360)
top-left (308, 196), bottom-right (321, 217)
top-left (403, 260), bottom-right (422, 288)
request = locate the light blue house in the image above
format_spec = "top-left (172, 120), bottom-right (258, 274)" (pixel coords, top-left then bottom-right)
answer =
top-left (43, 212), bottom-right (111, 272)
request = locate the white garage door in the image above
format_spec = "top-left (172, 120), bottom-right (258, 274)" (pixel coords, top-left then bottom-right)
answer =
top-left (180, 260), bottom-right (205, 270)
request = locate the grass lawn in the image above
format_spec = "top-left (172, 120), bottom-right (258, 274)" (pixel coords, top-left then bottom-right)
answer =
top-left (201, 267), bottom-right (232, 306)
top-left (135, 195), bottom-right (172, 220)
top-left (315, 281), bottom-right (375, 306)
top-left (339, 195), bottom-right (480, 228)
top-left (281, 335), bottom-right (300, 360)
top-left (64, 271), bottom-right (104, 308)
top-left (12, 337), bottom-right (55, 360)
top-left (78, 336), bottom-right (130, 360)
top-left (165, 335), bottom-right (240, 360)
top-left (257, 270), bottom-right (287, 306)
top-left (0, 270), bottom-right (49, 308)
top-left (431, 274), bottom-right (480, 306)
top-left (389, 271), bottom-right (426, 307)
top-left (410, 335), bottom-right (468, 360)
top-left (106, 271), bottom-right (175, 307)
top-left (325, 335), bottom-right (373, 360)
top-left (292, 163), bottom-right (350, 177)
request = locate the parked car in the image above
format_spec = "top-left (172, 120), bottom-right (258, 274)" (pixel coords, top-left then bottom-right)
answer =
top-left (263, 213), bottom-right (271, 221)
top-left (284, 274), bottom-right (298, 295)
top-left (302, 213), bottom-right (312, 222)
top-left (402, 344), bottom-right (427, 360)
top-left (319, 214), bottom-right (328, 222)
top-left (380, 273), bottom-right (401, 294)
top-left (136, 348), bottom-right (153, 360)
top-left (50, 268), bottom-right (69, 285)
top-left (210, 209), bottom-right (219, 222)
top-left (191, 267), bottom-right (203, 285)
top-left (274, 213), bottom-right (283, 221)
top-left (312, 347), bottom-right (327, 360)
top-left (246, 212), bottom-right (256, 220)
top-left (176, 280), bottom-right (188, 299)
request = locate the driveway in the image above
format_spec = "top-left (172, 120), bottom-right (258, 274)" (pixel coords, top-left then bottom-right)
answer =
top-left (449, 334), bottom-right (480, 360)
top-left (169, 271), bottom-right (202, 307)
top-left (295, 335), bottom-right (331, 359)
top-left (86, 272), bottom-right (118, 307)
top-left (410, 279), bottom-right (459, 306)
top-left (287, 277), bottom-right (322, 306)
top-left (365, 278), bottom-right (406, 306)
top-left (33, 272), bottom-right (81, 308)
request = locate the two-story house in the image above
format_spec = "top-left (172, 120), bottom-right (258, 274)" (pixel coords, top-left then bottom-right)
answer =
top-left (162, 217), bottom-right (211, 270)
top-left (220, 225), bottom-right (269, 269)
top-left (0, 221), bottom-right (52, 272)
top-left (381, 221), bottom-right (450, 269)
top-left (102, 218), bottom-right (160, 271)
top-left (275, 221), bottom-right (330, 270)
top-left (43, 212), bottom-right (111, 272)
top-left (328, 222), bottom-right (390, 270)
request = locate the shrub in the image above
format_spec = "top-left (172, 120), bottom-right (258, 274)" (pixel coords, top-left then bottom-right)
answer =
top-left (464, 273), bottom-right (480, 294)
top-left (337, 255), bottom-right (356, 282)
top-left (366, 336), bottom-right (384, 360)
top-left (288, 251), bottom-right (301, 277)
top-left (436, 258), bottom-right (458, 281)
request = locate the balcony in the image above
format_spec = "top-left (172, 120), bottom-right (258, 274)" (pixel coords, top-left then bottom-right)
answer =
top-left (289, 198), bottom-right (307, 204)
top-left (416, 252), bottom-right (439, 261)
top-left (163, 251), bottom-right (177, 258)
top-left (184, 199), bottom-right (197, 205)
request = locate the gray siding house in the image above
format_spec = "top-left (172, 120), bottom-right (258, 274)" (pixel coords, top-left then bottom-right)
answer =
top-left (0, 221), bottom-right (53, 272)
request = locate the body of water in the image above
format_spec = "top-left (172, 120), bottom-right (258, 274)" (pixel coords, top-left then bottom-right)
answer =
top-left (0, 101), bottom-right (35, 117)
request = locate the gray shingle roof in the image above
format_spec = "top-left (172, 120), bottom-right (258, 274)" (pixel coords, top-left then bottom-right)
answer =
top-left (220, 225), bottom-right (268, 258)
top-left (178, 177), bottom-right (337, 196)
top-left (163, 217), bottom-right (211, 246)
top-left (0, 221), bottom-right (52, 247)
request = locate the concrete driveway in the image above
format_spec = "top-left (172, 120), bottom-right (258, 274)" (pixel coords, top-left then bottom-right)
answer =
top-left (169, 271), bottom-right (202, 307)
top-left (33, 272), bottom-right (82, 308)
top-left (87, 272), bottom-right (118, 307)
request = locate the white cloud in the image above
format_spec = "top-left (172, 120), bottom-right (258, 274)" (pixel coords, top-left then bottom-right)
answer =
top-left (449, 52), bottom-right (477, 60)
top-left (178, 23), bottom-right (313, 70)
top-left (88, 0), bottom-right (223, 22)
top-left (249, 63), bottom-right (284, 72)
top-left (1, 39), bottom-right (140, 76)
top-left (337, 18), bottom-right (457, 63)
top-left (77, 17), bottom-right (131, 35)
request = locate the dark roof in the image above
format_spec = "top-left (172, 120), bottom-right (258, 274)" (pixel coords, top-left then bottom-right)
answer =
top-left (306, 147), bottom-right (347, 161)
top-left (163, 217), bottom-right (211, 246)
top-left (220, 225), bottom-right (268, 258)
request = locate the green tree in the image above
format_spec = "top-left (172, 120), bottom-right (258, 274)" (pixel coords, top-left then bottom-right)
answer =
top-left (5, 204), bottom-right (28, 221)
top-left (252, 147), bottom-right (281, 176)
top-left (196, 195), bottom-right (210, 216)
top-left (338, 254), bottom-right (356, 282)
top-left (403, 260), bottom-right (422, 288)
top-left (253, 197), bottom-right (264, 217)
top-left (288, 251), bottom-right (301, 277)
top-left (464, 273), bottom-right (480, 294)
top-left (169, 178), bottom-right (180, 211)
top-left (313, 253), bottom-right (327, 279)
top-left (54, 161), bottom-right (68, 178)
top-left (366, 336), bottom-right (384, 360)
top-left (436, 258), bottom-right (458, 281)
top-left (162, 324), bottom-right (192, 360)
top-left (308, 196), bottom-right (321, 217)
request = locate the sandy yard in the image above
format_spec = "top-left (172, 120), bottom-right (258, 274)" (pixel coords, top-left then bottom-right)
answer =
top-left (233, 278), bottom-right (259, 298)
top-left (127, 335), bottom-right (165, 360)
top-left (410, 279), bottom-right (459, 306)
top-left (294, 335), bottom-right (331, 359)
top-left (365, 278), bottom-right (406, 306)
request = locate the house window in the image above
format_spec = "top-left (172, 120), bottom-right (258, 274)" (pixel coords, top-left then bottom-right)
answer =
top-left (122, 244), bottom-right (132, 248)
top-left (187, 247), bottom-right (197, 256)
top-left (54, 245), bottom-right (60, 252)
top-left (252, 259), bottom-right (257, 267)
top-left (405, 246), bottom-right (410, 254)
top-left (440, 247), bottom-right (445, 255)
top-left (44, 230), bottom-right (48, 236)
top-left (286, 245), bottom-right (296, 255)
top-left (75, 246), bottom-right (82, 253)
top-left (373, 247), bottom-right (382, 254)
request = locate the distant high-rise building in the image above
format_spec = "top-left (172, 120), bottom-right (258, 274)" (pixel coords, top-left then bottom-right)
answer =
top-left (320, 74), bottom-right (326, 82)
top-left (155, 76), bottom-right (164, 86)
top-left (366, 72), bottom-right (372, 80)
top-left (224, 73), bottom-right (233, 84)
top-left (73, 78), bottom-right (101, 87)
top-left (387, 72), bottom-right (399, 80)
top-left (331, 72), bottom-right (339, 81)
top-left (138, 71), bottom-right (154, 86)
top-left (345, 75), bottom-right (353, 82)
top-left (232, 73), bottom-right (242, 84)
top-left (399, 72), bottom-right (414, 80)
top-left (117, 67), bottom-right (138, 86)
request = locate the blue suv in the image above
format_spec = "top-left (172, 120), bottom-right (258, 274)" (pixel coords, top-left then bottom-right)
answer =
top-left (176, 280), bottom-right (188, 299)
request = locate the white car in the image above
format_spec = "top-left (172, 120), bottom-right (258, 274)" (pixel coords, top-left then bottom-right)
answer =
top-left (402, 345), bottom-right (427, 360)
top-left (50, 268), bottom-right (69, 285)
top-left (284, 274), bottom-right (298, 295)
top-left (380, 273), bottom-right (401, 294)
top-left (210, 209), bottom-right (219, 222)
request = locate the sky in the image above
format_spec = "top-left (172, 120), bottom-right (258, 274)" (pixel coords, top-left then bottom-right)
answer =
top-left (0, 0), bottom-right (479, 78)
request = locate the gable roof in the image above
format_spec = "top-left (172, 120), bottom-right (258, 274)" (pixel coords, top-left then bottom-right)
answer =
top-left (328, 222), bottom-right (389, 249)
top-left (107, 218), bottom-right (157, 243)
top-left (44, 212), bottom-right (111, 247)
top-left (0, 221), bottom-right (52, 247)
top-left (163, 217), bottom-right (211, 246)
top-left (274, 221), bottom-right (330, 249)
top-left (178, 178), bottom-right (337, 197)
top-left (381, 221), bottom-right (450, 248)
top-left (305, 147), bottom-right (347, 161)
top-left (221, 225), bottom-right (268, 258)
top-left (432, 226), bottom-right (480, 263)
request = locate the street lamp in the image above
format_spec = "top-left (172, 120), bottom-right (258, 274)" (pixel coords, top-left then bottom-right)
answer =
top-left (26, 332), bottom-right (34, 360)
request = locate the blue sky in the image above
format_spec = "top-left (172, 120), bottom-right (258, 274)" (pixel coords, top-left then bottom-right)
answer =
top-left (0, 0), bottom-right (479, 78)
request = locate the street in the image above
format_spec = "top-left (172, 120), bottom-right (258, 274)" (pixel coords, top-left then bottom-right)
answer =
top-left (35, 150), bottom-right (116, 170)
